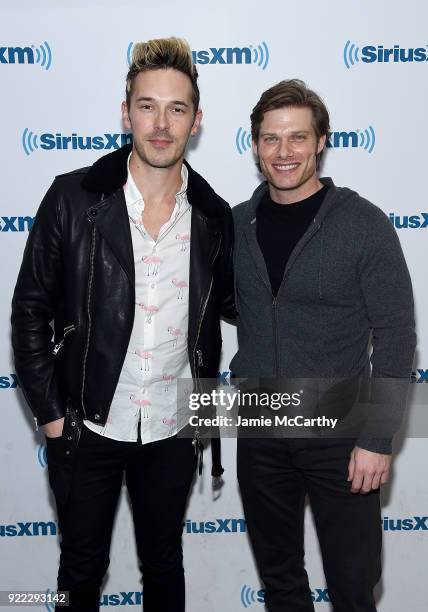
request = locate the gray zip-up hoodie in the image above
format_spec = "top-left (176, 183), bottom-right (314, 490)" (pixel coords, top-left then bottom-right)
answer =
top-left (230, 178), bottom-right (416, 453)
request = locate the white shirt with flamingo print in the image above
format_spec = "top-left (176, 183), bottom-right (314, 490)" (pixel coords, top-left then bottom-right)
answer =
top-left (84, 154), bottom-right (192, 444)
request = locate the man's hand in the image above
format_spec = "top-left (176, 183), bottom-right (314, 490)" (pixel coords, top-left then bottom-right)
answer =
top-left (347, 446), bottom-right (391, 494)
top-left (43, 417), bottom-right (65, 439)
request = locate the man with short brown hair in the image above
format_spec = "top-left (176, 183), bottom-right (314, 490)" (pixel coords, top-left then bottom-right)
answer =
top-left (232, 79), bottom-right (415, 611)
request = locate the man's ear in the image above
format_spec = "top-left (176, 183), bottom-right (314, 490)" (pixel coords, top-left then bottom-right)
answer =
top-left (191, 109), bottom-right (203, 136)
top-left (317, 134), bottom-right (327, 155)
top-left (122, 100), bottom-right (131, 130)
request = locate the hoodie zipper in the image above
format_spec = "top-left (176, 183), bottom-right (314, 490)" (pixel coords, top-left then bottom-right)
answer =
top-left (272, 296), bottom-right (279, 377)
top-left (80, 223), bottom-right (97, 418)
top-left (271, 220), bottom-right (322, 378)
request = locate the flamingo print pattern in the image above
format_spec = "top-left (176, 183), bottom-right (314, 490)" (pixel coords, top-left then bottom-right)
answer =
top-left (138, 303), bottom-right (159, 323)
top-left (167, 326), bottom-right (183, 348)
top-left (85, 156), bottom-right (192, 445)
top-left (135, 349), bottom-right (153, 372)
top-left (172, 278), bottom-right (188, 300)
top-left (130, 394), bottom-right (151, 419)
top-left (162, 417), bottom-right (177, 436)
top-left (175, 233), bottom-right (190, 252)
top-left (162, 374), bottom-right (175, 392)
top-left (143, 255), bottom-right (162, 276)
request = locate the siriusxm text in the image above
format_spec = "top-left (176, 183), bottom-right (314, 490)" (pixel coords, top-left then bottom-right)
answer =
top-left (361, 45), bottom-right (428, 63)
top-left (34, 133), bottom-right (132, 151)
top-left (0, 217), bottom-right (33, 232)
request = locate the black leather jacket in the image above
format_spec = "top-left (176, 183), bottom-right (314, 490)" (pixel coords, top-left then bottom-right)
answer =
top-left (11, 145), bottom-right (234, 472)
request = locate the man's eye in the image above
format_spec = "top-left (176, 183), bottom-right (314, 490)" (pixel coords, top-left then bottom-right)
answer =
top-left (139, 104), bottom-right (152, 110)
top-left (291, 134), bottom-right (306, 142)
top-left (173, 107), bottom-right (184, 113)
top-left (265, 136), bottom-right (277, 143)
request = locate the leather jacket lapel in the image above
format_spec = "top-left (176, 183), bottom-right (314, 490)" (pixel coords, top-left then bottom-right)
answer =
top-left (86, 190), bottom-right (135, 287)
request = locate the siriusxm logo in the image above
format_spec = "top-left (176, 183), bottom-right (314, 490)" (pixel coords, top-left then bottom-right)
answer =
top-left (22, 129), bottom-right (132, 156)
top-left (38, 444), bottom-right (48, 468)
top-left (184, 518), bottom-right (246, 534)
top-left (382, 516), bottom-right (428, 532)
top-left (411, 369), bottom-right (428, 383)
top-left (389, 213), bottom-right (428, 229)
top-left (0, 374), bottom-right (18, 388)
top-left (344, 40), bottom-right (428, 69)
top-left (326, 127), bottom-right (375, 153)
top-left (100, 592), bottom-right (143, 606)
top-left (0, 521), bottom-right (57, 537)
top-left (217, 370), bottom-right (232, 384)
top-left (0, 217), bottom-right (33, 232)
top-left (0, 42), bottom-right (52, 70)
top-left (127, 42), bottom-right (269, 70)
top-left (241, 585), bottom-right (330, 607)
top-left (235, 126), bottom-right (376, 154)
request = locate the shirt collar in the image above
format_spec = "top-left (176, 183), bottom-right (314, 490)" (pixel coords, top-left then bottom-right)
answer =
top-left (124, 152), bottom-right (188, 209)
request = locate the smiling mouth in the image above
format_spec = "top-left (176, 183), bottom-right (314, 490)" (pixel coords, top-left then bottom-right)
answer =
top-left (273, 162), bottom-right (300, 171)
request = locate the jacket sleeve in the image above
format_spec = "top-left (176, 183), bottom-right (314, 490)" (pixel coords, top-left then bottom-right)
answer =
top-left (218, 203), bottom-right (236, 321)
top-left (11, 179), bottom-right (67, 427)
top-left (356, 205), bottom-right (416, 454)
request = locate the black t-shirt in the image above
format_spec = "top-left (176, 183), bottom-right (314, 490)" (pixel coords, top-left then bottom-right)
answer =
top-left (256, 185), bottom-right (328, 296)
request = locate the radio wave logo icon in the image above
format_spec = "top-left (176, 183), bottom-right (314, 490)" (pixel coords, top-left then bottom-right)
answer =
top-left (37, 444), bottom-right (47, 468)
top-left (343, 40), bottom-right (360, 69)
top-left (127, 42), bottom-right (134, 66)
top-left (241, 585), bottom-right (259, 608)
top-left (22, 128), bottom-right (38, 156)
top-left (250, 42), bottom-right (269, 70)
top-left (359, 125), bottom-right (376, 153)
top-left (33, 41), bottom-right (52, 70)
top-left (236, 128), bottom-right (252, 155)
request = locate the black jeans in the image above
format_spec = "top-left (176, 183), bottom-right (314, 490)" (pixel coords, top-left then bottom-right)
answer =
top-left (46, 425), bottom-right (197, 611)
top-left (237, 438), bottom-right (382, 612)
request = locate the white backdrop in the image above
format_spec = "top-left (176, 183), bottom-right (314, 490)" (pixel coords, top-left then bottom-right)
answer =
top-left (1, 1), bottom-right (427, 610)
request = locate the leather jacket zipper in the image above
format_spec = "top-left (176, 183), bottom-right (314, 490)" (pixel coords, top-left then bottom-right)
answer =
top-left (192, 238), bottom-right (220, 380)
top-left (52, 324), bottom-right (76, 356)
top-left (191, 233), bottom-right (222, 458)
top-left (81, 224), bottom-right (97, 418)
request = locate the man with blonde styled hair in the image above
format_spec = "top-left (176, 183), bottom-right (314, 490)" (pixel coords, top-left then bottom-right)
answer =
top-left (12, 37), bottom-right (233, 611)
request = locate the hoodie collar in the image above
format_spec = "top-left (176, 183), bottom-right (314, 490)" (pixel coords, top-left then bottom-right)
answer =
top-left (81, 143), bottom-right (226, 219)
top-left (245, 177), bottom-right (338, 225)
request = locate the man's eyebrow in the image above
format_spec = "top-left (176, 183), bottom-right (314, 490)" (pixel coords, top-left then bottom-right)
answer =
top-left (260, 130), bottom-right (311, 136)
top-left (134, 96), bottom-right (189, 108)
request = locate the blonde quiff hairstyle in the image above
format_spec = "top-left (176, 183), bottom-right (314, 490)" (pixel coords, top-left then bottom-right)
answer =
top-left (125, 37), bottom-right (200, 113)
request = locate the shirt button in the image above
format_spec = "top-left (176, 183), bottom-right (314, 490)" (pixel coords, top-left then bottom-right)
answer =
top-left (151, 283), bottom-right (155, 289)
top-left (94, 413), bottom-right (100, 420)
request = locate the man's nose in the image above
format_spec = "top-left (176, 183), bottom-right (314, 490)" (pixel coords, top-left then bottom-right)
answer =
top-left (155, 107), bottom-right (170, 131)
top-left (278, 138), bottom-right (292, 158)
